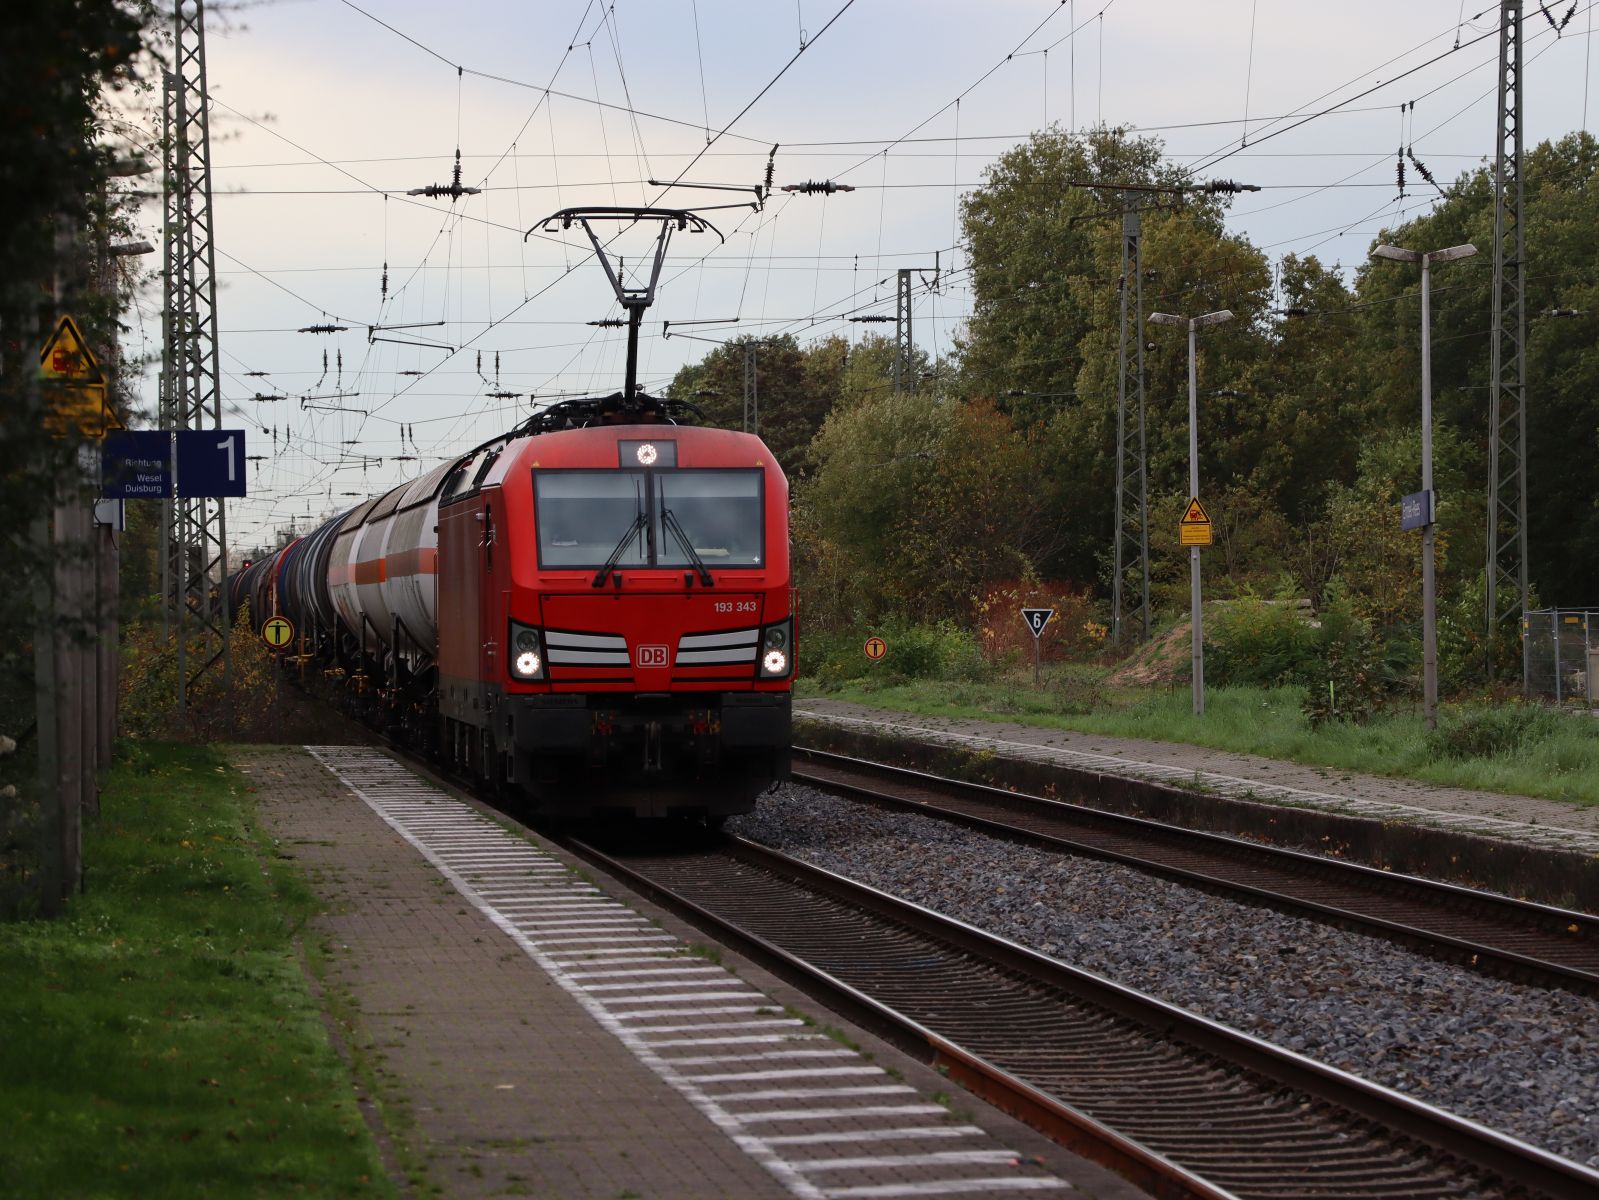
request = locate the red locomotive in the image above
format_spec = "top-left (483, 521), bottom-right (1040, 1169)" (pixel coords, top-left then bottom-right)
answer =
top-left (239, 392), bottom-right (794, 820)
top-left (233, 208), bottom-right (795, 820)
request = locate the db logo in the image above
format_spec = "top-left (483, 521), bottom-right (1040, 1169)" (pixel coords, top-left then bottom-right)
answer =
top-left (635, 645), bottom-right (670, 668)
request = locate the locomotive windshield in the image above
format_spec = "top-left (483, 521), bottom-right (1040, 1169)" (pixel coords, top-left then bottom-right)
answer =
top-left (654, 471), bottom-right (763, 567)
top-left (534, 468), bottom-right (763, 569)
top-left (534, 471), bottom-right (649, 568)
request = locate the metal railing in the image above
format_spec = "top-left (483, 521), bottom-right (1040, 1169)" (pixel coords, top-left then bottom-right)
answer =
top-left (1524, 609), bottom-right (1599, 709)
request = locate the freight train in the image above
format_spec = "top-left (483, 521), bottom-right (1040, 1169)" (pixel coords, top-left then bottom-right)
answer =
top-left (228, 391), bottom-right (794, 821)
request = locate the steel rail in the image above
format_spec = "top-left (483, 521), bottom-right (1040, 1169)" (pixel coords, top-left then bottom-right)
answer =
top-left (569, 833), bottom-right (1599, 1200)
top-left (793, 748), bottom-right (1599, 994)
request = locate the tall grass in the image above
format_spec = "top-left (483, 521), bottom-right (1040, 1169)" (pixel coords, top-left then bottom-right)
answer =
top-left (0, 743), bottom-right (394, 1197)
top-left (802, 677), bottom-right (1599, 807)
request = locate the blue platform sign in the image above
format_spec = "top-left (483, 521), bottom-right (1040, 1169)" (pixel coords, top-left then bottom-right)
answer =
top-left (176, 429), bottom-right (247, 498)
top-left (101, 430), bottom-right (173, 499)
top-left (1400, 489), bottom-right (1433, 531)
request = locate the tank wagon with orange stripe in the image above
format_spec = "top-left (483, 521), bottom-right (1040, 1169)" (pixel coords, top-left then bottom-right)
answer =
top-left (236, 392), bottom-right (794, 821)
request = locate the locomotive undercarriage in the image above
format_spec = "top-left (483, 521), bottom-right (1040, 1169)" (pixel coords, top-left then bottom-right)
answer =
top-left (492, 690), bottom-right (791, 819)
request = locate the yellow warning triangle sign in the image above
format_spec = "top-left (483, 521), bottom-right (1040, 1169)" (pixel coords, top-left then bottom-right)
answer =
top-left (1181, 497), bottom-right (1211, 524)
top-left (39, 315), bottom-right (105, 385)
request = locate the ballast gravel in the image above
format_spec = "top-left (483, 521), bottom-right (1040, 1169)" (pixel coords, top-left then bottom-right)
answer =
top-left (729, 785), bottom-right (1599, 1169)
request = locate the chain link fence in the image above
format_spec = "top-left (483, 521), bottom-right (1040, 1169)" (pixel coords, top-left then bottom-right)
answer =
top-left (1524, 609), bottom-right (1599, 710)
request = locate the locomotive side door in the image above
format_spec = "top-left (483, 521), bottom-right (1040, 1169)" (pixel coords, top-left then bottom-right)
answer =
top-left (478, 496), bottom-right (500, 688)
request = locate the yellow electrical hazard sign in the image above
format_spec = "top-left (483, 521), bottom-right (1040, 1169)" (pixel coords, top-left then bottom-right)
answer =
top-left (261, 615), bottom-right (296, 650)
top-left (1180, 496), bottom-right (1212, 547)
top-left (40, 314), bottom-right (118, 439)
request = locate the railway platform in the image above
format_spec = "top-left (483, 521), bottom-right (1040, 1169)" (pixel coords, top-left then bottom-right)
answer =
top-left (233, 744), bottom-right (1146, 1200)
top-left (794, 698), bottom-right (1599, 909)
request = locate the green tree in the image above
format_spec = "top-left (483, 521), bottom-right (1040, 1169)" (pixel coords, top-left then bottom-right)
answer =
top-left (1349, 132), bottom-right (1599, 603)
top-left (667, 334), bottom-right (832, 478)
top-left (802, 393), bottom-right (1035, 622)
top-left (1, 1), bottom-right (154, 916)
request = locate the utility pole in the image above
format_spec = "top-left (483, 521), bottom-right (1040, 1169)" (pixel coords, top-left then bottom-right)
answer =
top-left (1070, 178), bottom-right (1256, 644)
top-left (1112, 207), bottom-right (1150, 643)
top-left (27, 300), bottom-right (67, 914)
top-left (1150, 308), bottom-right (1234, 716)
top-left (164, 0), bottom-right (230, 705)
top-left (1373, 242), bottom-right (1478, 731)
top-left (742, 341), bottom-right (759, 434)
top-left (1487, 0), bottom-right (1528, 683)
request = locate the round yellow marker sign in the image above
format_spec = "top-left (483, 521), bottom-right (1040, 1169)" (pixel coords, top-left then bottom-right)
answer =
top-left (864, 636), bottom-right (887, 662)
top-left (261, 615), bottom-right (295, 650)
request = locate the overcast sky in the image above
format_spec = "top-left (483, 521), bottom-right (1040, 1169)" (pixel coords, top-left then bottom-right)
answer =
top-left (116, 1), bottom-right (1599, 549)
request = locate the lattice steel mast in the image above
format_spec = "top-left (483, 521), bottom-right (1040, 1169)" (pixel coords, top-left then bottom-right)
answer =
top-left (893, 269), bottom-right (913, 393)
top-left (1112, 208), bottom-right (1150, 642)
top-left (162, 0), bottom-right (229, 704)
top-left (1487, 0), bottom-right (1528, 681)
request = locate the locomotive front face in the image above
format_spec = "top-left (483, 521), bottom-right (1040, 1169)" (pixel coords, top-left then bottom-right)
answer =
top-left (436, 424), bottom-right (793, 819)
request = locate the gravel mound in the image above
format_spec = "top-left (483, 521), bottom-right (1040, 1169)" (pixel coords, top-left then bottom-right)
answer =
top-left (730, 785), bottom-right (1599, 1168)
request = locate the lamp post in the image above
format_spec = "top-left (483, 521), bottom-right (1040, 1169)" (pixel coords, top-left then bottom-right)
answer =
top-left (1149, 308), bottom-right (1234, 716)
top-left (1371, 241), bottom-right (1477, 731)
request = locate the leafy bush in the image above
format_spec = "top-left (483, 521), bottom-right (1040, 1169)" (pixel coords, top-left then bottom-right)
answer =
top-left (119, 612), bottom-right (283, 741)
top-left (1297, 585), bottom-right (1387, 726)
top-left (976, 580), bottom-right (1107, 665)
top-left (799, 619), bottom-right (989, 688)
top-left (1206, 584), bottom-right (1389, 725)
top-left (1206, 594), bottom-right (1318, 687)
top-left (1426, 702), bottom-right (1569, 760)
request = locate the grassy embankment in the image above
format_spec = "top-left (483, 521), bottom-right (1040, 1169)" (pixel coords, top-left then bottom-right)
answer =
top-left (0, 742), bottom-right (394, 1198)
top-left (799, 673), bottom-right (1599, 807)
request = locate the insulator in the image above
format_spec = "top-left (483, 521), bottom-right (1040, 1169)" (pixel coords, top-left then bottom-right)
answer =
top-left (1200, 179), bottom-right (1260, 194)
top-left (781, 180), bottom-right (855, 195)
top-left (380, 261), bottom-right (388, 301)
top-left (1397, 152), bottom-right (1406, 195)
top-left (1407, 149), bottom-right (1438, 188)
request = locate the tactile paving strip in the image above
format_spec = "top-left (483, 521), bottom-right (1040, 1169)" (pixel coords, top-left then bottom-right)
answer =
top-left (307, 746), bottom-right (1072, 1200)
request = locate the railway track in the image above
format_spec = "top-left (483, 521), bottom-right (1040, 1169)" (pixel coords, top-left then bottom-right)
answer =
top-left (792, 748), bottom-right (1599, 995)
top-left (572, 831), bottom-right (1599, 1200)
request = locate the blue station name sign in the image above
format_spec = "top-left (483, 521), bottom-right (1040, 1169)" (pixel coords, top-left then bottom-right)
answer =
top-left (101, 430), bottom-right (173, 498)
top-left (101, 429), bottom-right (248, 499)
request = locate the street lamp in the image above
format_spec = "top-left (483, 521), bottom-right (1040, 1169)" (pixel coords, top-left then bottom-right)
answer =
top-left (1149, 308), bottom-right (1234, 716)
top-left (1370, 241), bottom-right (1477, 731)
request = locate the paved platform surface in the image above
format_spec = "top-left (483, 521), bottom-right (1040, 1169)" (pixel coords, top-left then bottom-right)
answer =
top-left (234, 745), bottom-right (1144, 1200)
top-left (795, 699), bottom-right (1599, 859)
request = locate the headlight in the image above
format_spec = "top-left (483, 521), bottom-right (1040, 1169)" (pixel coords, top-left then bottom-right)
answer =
top-left (509, 622), bottom-right (545, 680)
top-left (758, 618), bottom-right (793, 678)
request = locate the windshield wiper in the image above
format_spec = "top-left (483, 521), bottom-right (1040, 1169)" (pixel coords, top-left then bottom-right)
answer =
top-left (592, 511), bottom-right (648, 587)
top-left (661, 507), bottom-right (714, 587)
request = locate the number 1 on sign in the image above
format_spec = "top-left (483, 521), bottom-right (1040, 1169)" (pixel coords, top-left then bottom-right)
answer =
top-left (218, 436), bottom-right (237, 482)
